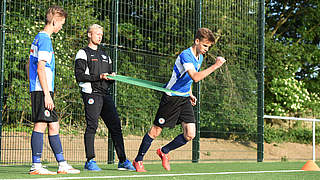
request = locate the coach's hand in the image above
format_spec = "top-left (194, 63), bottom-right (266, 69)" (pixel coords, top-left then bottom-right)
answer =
top-left (100, 73), bottom-right (113, 81)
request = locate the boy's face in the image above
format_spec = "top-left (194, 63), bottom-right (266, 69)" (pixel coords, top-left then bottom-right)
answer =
top-left (89, 28), bottom-right (103, 45)
top-left (52, 16), bottom-right (65, 34)
top-left (195, 38), bottom-right (213, 55)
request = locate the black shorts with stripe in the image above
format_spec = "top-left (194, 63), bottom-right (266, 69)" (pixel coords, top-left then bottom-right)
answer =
top-left (153, 93), bottom-right (195, 128)
top-left (31, 91), bottom-right (58, 123)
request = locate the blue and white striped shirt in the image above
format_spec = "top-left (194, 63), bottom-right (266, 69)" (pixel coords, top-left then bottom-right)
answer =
top-left (165, 47), bottom-right (203, 97)
top-left (29, 32), bottom-right (55, 92)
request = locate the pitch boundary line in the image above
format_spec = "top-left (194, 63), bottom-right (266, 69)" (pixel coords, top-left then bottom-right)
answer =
top-left (3, 170), bottom-right (305, 180)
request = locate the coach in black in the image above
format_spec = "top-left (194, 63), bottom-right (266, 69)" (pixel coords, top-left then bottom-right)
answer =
top-left (74, 24), bottom-right (135, 171)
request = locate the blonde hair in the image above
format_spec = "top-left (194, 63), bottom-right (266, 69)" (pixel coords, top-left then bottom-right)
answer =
top-left (46, 5), bottom-right (68, 25)
top-left (87, 24), bottom-right (103, 34)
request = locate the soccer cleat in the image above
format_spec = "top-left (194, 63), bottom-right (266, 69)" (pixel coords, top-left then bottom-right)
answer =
top-left (29, 164), bottom-right (57, 175)
top-left (57, 161), bottom-right (80, 174)
top-left (84, 159), bottom-right (101, 171)
top-left (133, 160), bottom-right (147, 172)
top-left (156, 148), bottom-right (171, 171)
top-left (118, 159), bottom-right (136, 171)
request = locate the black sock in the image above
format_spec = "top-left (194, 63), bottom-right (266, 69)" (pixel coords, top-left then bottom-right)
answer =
top-left (161, 134), bottom-right (188, 154)
top-left (49, 134), bottom-right (65, 162)
top-left (31, 131), bottom-right (43, 163)
top-left (135, 133), bottom-right (153, 162)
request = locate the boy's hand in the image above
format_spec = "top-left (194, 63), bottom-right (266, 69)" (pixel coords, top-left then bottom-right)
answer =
top-left (215, 56), bottom-right (226, 68)
top-left (190, 94), bottom-right (197, 106)
top-left (44, 94), bottom-right (54, 111)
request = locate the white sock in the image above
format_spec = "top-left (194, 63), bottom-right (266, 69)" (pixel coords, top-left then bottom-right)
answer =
top-left (32, 163), bottom-right (42, 169)
top-left (59, 161), bottom-right (68, 167)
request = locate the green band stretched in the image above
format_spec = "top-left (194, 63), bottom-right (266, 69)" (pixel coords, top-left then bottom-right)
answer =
top-left (106, 75), bottom-right (188, 95)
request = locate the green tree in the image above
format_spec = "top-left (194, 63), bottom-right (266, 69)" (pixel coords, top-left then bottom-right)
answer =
top-left (265, 0), bottom-right (320, 116)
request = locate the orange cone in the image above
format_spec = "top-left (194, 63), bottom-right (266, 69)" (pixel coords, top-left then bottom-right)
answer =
top-left (301, 160), bottom-right (320, 171)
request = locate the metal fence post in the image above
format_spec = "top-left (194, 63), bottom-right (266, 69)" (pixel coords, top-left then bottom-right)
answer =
top-left (257, 0), bottom-right (265, 162)
top-left (192, 0), bottom-right (202, 163)
top-left (0, 0), bottom-right (7, 163)
top-left (108, 0), bottom-right (119, 164)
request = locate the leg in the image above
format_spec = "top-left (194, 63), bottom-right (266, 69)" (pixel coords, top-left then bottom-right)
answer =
top-left (161, 122), bottom-right (195, 154)
top-left (83, 94), bottom-right (102, 161)
top-left (100, 95), bottom-right (126, 163)
top-left (47, 122), bottom-right (80, 174)
top-left (135, 125), bottom-right (162, 162)
top-left (182, 122), bottom-right (196, 141)
top-left (29, 92), bottom-right (58, 175)
top-left (31, 122), bottom-right (48, 164)
top-left (48, 122), bottom-right (65, 163)
top-left (100, 95), bottom-right (136, 171)
top-left (81, 94), bottom-right (102, 171)
top-left (156, 123), bottom-right (194, 172)
top-left (133, 125), bottom-right (162, 172)
top-left (161, 98), bottom-right (196, 154)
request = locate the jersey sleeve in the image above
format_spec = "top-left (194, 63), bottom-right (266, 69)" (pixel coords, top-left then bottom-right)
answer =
top-left (74, 49), bottom-right (100, 82)
top-left (179, 52), bottom-right (195, 72)
top-left (37, 35), bottom-right (52, 63)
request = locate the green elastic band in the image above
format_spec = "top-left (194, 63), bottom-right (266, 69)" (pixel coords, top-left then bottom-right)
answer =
top-left (106, 75), bottom-right (188, 96)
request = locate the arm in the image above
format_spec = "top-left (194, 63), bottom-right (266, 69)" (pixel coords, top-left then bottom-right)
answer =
top-left (74, 58), bottom-right (101, 82)
top-left (187, 56), bottom-right (226, 83)
top-left (189, 86), bottom-right (197, 106)
top-left (37, 60), bottom-right (54, 110)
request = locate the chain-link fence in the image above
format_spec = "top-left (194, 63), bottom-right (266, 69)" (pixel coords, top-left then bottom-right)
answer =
top-left (0, 0), bottom-right (264, 164)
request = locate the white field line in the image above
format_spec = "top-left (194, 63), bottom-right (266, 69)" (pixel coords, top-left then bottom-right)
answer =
top-left (2, 170), bottom-right (304, 180)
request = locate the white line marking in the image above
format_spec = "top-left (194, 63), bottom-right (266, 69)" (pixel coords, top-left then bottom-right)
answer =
top-left (3, 170), bottom-right (305, 180)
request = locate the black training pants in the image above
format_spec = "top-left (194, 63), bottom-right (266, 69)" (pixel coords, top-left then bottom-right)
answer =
top-left (82, 93), bottom-right (126, 162)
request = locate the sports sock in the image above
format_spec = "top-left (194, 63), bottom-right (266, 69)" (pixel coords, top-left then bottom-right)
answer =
top-left (48, 134), bottom-right (65, 162)
top-left (135, 133), bottom-right (153, 162)
top-left (161, 134), bottom-right (188, 154)
top-left (31, 131), bottom-right (43, 163)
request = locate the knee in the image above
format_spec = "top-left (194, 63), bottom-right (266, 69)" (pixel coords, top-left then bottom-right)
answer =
top-left (33, 122), bottom-right (47, 132)
top-left (148, 126), bottom-right (162, 139)
top-left (48, 122), bottom-right (59, 135)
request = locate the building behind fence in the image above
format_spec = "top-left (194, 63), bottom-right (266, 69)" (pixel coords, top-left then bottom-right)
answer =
top-left (0, 0), bottom-right (264, 164)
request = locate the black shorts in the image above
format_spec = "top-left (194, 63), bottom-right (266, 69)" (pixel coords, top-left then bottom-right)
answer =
top-left (153, 94), bottom-right (195, 128)
top-left (31, 91), bottom-right (58, 123)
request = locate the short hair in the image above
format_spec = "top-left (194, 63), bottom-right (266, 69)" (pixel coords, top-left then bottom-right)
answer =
top-left (194, 28), bottom-right (216, 43)
top-left (46, 5), bottom-right (68, 25)
top-left (87, 24), bottom-right (104, 35)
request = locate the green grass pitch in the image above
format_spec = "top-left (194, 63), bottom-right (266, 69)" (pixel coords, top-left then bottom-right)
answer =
top-left (0, 161), bottom-right (319, 179)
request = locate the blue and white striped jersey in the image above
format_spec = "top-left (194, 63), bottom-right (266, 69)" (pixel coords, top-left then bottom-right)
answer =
top-left (29, 32), bottom-right (55, 92)
top-left (165, 47), bottom-right (203, 97)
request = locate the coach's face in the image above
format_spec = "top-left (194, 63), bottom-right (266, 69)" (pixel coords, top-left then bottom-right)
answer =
top-left (89, 28), bottom-right (103, 45)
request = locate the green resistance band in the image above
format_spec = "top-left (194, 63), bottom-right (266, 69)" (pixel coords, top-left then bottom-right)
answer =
top-left (106, 75), bottom-right (188, 96)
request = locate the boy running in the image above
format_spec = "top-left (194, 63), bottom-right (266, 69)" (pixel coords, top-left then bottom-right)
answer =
top-left (133, 28), bottom-right (226, 172)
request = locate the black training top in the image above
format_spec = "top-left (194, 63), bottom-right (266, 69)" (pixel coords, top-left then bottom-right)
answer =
top-left (74, 46), bottom-right (114, 95)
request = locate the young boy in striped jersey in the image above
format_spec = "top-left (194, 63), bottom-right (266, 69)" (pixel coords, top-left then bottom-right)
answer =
top-left (27, 5), bottom-right (80, 175)
top-left (133, 28), bottom-right (226, 172)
